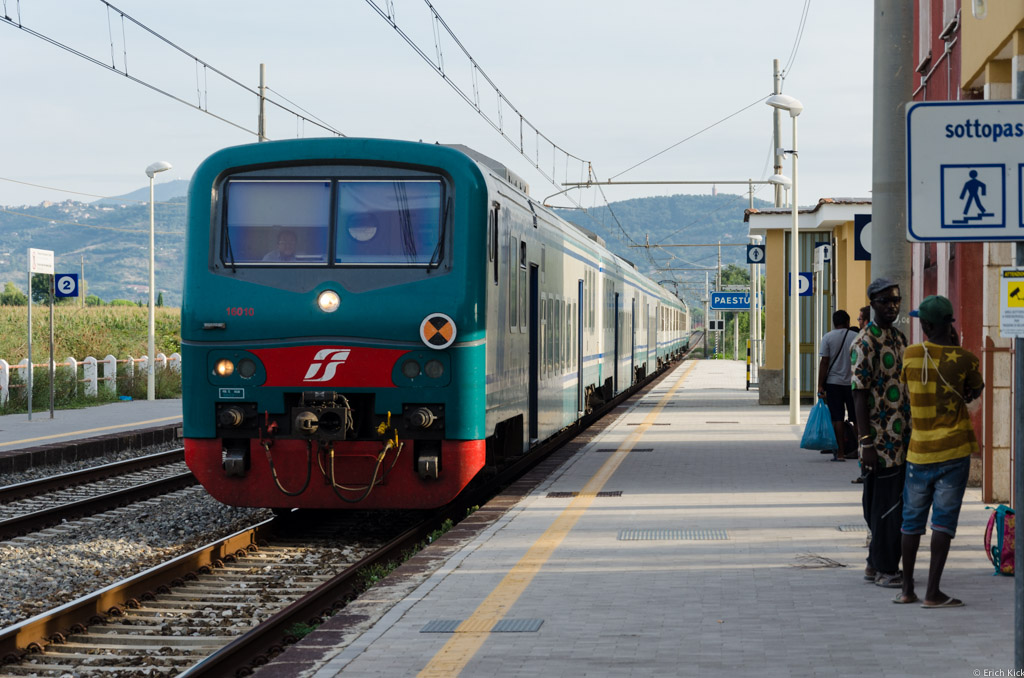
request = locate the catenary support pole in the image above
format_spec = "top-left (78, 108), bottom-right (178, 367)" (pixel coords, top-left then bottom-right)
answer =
top-left (1016, 242), bottom-right (1023, 671)
top-left (48, 274), bottom-right (54, 419)
top-left (773, 59), bottom-right (783, 208)
top-left (26, 262), bottom-right (32, 421)
top-left (258, 63), bottom-right (267, 142)
top-left (871, 1), bottom-right (914, 319)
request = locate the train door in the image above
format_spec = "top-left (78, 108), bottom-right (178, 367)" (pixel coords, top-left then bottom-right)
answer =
top-left (529, 264), bottom-right (539, 441)
top-left (577, 279), bottom-right (584, 414)
top-left (613, 292), bottom-right (620, 393)
top-left (631, 297), bottom-right (637, 384)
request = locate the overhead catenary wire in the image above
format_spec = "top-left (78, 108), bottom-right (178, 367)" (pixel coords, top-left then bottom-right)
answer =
top-left (609, 94), bottom-right (771, 181)
top-left (0, 1), bottom-right (346, 140)
top-left (0, 177), bottom-right (185, 205)
top-left (362, 0), bottom-right (588, 209)
top-left (781, 0), bottom-right (813, 83)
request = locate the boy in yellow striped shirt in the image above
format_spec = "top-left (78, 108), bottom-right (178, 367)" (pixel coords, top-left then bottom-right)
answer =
top-left (895, 295), bottom-right (983, 608)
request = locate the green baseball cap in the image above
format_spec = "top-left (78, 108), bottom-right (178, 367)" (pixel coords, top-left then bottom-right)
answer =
top-left (909, 295), bottom-right (954, 324)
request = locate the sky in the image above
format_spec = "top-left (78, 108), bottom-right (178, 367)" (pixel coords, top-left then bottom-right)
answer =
top-left (0, 1), bottom-right (873, 216)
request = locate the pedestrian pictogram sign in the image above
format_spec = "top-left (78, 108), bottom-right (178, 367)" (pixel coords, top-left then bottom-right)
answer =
top-left (907, 100), bottom-right (1024, 241)
top-left (420, 313), bottom-right (456, 349)
top-left (1000, 268), bottom-right (1024, 337)
top-left (746, 244), bottom-right (765, 264)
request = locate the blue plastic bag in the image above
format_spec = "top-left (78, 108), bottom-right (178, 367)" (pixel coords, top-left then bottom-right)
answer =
top-left (800, 398), bottom-right (838, 451)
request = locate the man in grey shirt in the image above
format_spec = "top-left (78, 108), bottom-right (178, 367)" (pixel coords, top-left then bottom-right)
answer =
top-left (817, 309), bottom-right (858, 461)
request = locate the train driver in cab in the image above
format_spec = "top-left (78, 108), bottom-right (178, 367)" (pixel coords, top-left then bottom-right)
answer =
top-left (263, 228), bottom-right (298, 262)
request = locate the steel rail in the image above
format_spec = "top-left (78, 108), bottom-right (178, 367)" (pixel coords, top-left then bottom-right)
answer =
top-left (0, 448), bottom-right (185, 504)
top-left (1, 350), bottom-right (697, 674)
top-left (0, 471), bottom-right (197, 541)
top-left (0, 519), bottom-right (272, 664)
top-left (184, 350), bottom-right (695, 676)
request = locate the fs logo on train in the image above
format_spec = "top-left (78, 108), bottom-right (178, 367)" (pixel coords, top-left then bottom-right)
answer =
top-left (303, 349), bottom-right (351, 382)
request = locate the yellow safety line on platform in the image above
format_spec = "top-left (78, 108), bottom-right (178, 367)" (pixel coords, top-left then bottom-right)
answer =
top-left (0, 416), bottom-right (181, 448)
top-left (417, 360), bottom-right (698, 677)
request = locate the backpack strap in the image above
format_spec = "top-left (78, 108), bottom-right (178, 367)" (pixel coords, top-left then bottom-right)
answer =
top-left (824, 328), bottom-right (851, 383)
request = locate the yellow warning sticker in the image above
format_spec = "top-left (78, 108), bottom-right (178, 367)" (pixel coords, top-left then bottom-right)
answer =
top-left (1009, 283), bottom-right (1024, 307)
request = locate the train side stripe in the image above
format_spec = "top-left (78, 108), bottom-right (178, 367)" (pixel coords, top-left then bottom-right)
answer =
top-left (416, 359), bottom-right (698, 677)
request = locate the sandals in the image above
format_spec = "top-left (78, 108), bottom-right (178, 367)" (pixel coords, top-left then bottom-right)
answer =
top-left (874, 572), bottom-right (903, 588)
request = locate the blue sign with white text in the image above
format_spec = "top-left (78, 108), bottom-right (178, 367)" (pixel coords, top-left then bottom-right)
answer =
top-left (710, 291), bottom-right (750, 311)
top-left (788, 272), bottom-right (813, 296)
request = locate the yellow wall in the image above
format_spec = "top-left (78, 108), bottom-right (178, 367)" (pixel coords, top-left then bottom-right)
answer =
top-left (832, 221), bottom-right (871, 323)
top-left (961, 3), bottom-right (1024, 88)
top-left (762, 220), bottom-right (869, 373)
top-left (764, 229), bottom-right (786, 371)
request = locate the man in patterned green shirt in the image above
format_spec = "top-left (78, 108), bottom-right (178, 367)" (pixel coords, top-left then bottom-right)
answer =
top-left (851, 278), bottom-right (911, 588)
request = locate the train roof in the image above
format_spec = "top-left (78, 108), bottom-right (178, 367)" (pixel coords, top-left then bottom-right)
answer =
top-left (442, 144), bottom-right (530, 195)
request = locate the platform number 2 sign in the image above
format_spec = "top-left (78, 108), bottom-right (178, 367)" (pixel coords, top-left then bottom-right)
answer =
top-left (54, 273), bottom-right (79, 298)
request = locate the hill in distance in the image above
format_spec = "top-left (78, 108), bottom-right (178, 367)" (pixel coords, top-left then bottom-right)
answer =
top-left (0, 183), bottom-right (764, 308)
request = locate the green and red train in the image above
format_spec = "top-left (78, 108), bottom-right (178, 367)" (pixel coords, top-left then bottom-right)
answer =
top-left (182, 138), bottom-right (688, 510)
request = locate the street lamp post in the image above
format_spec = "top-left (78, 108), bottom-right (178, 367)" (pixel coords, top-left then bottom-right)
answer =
top-left (145, 161), bottom-right (172, 401)
top-left (766, 94), bottom-right (802, 425)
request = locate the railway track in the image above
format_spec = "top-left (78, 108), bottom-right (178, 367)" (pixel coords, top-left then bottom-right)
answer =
top-left (0, 353), bottom-right (696, 676)
top-left (0, 450), bottom-right (195, 542)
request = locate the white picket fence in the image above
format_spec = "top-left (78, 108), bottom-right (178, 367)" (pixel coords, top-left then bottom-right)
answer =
top-left (0, 353), bottom-right (182, 405)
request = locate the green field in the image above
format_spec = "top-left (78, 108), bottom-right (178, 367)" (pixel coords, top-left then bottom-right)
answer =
top-left (0, 306), bottom-right (180, 361)
top-left (0, 306), bottom-right (182, 412)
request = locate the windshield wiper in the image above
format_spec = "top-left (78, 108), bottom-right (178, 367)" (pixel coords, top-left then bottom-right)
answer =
top-left (427, 196), bottom-right (450, 271)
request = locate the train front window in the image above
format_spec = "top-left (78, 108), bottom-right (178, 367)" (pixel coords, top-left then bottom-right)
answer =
top-left (335, 180), bottom-right (443, 265)
top-left (223, 180), bottom-right (330, 265)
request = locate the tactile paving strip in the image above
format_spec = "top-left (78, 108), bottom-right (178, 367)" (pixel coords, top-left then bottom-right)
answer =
top-left (420, 619), bottom-right (544, 633)
top-left (545, 491), bottom-right (623, 498)
top-left (617, 528), bottom-right (729, 541)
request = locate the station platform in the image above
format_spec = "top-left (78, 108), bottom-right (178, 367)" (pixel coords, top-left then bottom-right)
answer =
top-left (260, 358), bottom-right (1013, 677)
top-left (0, 399), bottom-right (182, 472)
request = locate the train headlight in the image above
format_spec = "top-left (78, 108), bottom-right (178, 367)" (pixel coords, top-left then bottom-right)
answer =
top-left (424, 359), bottom-right (445, 379)
top-left (317, 290), bottom-right (341, 313)
top-left (237, 358), bottom-right (257, 379)
top-left (401, 360), bottom-right (421, 379)
top-left (214, 359), bottom-right (235, 377)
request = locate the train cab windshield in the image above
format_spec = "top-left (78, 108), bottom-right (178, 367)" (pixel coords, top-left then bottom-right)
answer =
top-left (222, 178), bottom-right (444, 267)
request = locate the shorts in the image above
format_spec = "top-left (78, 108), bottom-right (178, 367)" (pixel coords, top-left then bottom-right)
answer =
top-left (823, 383), bottom-right (855, 423)
top-left (901, 456), bottom-right (971, 537)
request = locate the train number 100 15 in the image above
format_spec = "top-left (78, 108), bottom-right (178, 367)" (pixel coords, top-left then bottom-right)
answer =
top-left (226, 307), bottom-right (255, 317)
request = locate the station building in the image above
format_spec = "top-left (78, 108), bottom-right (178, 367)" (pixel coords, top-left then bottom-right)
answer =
top-left (744, 198), bottom-right (870, 408)
top-left (742, 3), bottom-right (1020, 506)
top-left (910, 0), bottom-right (1016, 504)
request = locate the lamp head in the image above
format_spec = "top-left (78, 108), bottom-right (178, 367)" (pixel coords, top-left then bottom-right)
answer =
top-left (765, 94), bottom-right (803, 117)
top-left (145, 161), bottom-right (173, 178)
top-left (768, 174), bottom-right (792, 187)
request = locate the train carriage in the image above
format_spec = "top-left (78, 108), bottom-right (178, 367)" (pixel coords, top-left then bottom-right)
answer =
top-left (182, 138), bottom-right (687, 510)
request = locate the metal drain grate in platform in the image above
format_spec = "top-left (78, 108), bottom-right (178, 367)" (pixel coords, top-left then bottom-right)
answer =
top-left (421, 618), bottom-right (544, 633)
top-left (595, 448), bottom-right (653, 453)
top-left (837, 524), bottom-right (868, 532)
top-left (617, 528), bottom-right (729, 541)
top-left (546, 491), bottom-right (623, 498)
top-left (626, 422), bottom-right (672, 426)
